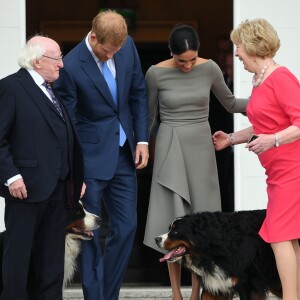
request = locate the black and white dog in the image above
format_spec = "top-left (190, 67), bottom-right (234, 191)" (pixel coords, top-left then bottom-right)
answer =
top-left (0, 201), bottom-right (101, 292)
top-left (64, 201), bottom-right (101, 286)
top-left (156, 210), bottom-right (282, 300)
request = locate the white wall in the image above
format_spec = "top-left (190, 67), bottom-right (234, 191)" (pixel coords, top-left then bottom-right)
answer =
top-left (0, 0), bottom-right (26, 230)
top-left (233, 0), bottom-right (300, 210)
top-left (0, 0), bottom-right (26, 79)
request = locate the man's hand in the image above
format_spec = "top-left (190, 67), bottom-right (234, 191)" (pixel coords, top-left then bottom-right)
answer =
top-left (80, 182), bottom-right (86, 199)
top-left (135, 144), bottom-right (149, 169)
top-left (8, 178), bottom-right (28, 199)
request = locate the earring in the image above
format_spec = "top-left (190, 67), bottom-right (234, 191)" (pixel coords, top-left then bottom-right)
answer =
top-left (170, 51), bottom-right (173, 56)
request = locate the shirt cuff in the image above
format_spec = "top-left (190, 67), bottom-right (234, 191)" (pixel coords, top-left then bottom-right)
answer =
top-left (137, 142), bottom-right (148, 145)
top-left (5, 174), bottom-right (23, 186)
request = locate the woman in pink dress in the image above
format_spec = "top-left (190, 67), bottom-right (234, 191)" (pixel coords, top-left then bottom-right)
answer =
top-left (213, 18), bottom-right (300, 300)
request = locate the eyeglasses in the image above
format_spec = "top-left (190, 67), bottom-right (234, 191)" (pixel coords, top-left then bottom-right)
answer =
top-left (42, 54), bottom-right (63, 62)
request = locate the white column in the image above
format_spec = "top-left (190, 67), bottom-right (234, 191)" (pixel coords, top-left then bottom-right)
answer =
top-left (233, 0), bottom-right (300, 210)
top-left (0, 0), bottom-right (26, 230)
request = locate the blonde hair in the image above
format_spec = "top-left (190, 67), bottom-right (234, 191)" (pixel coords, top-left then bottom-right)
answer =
top-left (92, 10), bottom-right (127, 46)
top-left (230, 18), bottom-right (280, 58)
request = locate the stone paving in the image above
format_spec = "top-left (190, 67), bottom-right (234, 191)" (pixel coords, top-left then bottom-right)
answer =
top-left (63, 286), bottom-right (280, 300)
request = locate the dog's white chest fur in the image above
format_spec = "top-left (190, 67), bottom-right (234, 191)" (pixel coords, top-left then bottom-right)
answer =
top-left (185, 256), bottom-right (235, 295)
top-left (64, 235), bottom-right (82, 287)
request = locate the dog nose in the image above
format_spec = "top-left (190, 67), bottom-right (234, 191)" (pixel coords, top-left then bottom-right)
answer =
top-left (155, 236), bottom-right (162, 244)
top-left (97, 217), bottom-right (102, 226)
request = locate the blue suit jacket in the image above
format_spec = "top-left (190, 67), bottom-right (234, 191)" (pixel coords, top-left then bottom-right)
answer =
top-left (54, 36), bottom-right (148, 180)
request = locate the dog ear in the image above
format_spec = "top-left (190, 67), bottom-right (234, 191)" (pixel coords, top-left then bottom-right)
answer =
top-left (66, 180), bottom-right (76, 209)
top-left (66, 202), bottom-right (85, 225)
top-left (66, 179), bottom-right (84, 209)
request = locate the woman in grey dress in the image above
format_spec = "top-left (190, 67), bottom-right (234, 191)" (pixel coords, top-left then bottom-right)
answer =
top-left (143, 24), bottom-right (248, 300)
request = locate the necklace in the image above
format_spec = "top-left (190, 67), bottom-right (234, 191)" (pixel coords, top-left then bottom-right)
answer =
top-left (252, 61), bottom-right (273, 87)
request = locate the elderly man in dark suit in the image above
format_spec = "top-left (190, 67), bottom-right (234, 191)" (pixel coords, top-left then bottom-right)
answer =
top-left (54, 9), bottom-right (148, 300)
top-left (0, 36), bottom-right (85, 300)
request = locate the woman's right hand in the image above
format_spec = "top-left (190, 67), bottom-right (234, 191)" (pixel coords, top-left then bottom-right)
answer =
top-left (212, 131), bottom-right (231, 151)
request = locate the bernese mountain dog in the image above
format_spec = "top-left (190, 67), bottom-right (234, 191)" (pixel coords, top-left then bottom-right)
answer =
top-left (0, 201), bottom-right (101, 293)
top-left (155, 209), bottom-right (282, 300)
top-left (64, 201), bottom-right (101, 286)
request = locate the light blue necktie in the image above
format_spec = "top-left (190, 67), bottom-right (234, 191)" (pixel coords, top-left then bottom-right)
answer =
top-left (101, 61), bottom-right (126, 146)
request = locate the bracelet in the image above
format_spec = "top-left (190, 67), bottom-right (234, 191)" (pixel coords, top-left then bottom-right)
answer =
top-left (274, 133), bottom-right (279, 147)
top-left (229, 133), bottom-right (235, 146)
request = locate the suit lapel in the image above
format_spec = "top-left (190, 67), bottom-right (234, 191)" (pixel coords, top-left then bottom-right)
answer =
top-left (43, 93), bottom-right (66, 121)
top-left (114, 47), bottom-right (125, 112)
top-left (16, 69), bottom-right (64, 139)
top-left (79, 41), bottom-right (117, 109)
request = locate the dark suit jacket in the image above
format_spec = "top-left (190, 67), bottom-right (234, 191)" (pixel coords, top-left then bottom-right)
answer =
top-left (0, 68), bottom-right (84, 205)
top-left (54, 36), bottom-right (148, 180)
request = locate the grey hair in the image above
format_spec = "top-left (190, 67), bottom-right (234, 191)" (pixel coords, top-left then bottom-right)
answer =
top-left (18, 42), bottom-right (46, 69)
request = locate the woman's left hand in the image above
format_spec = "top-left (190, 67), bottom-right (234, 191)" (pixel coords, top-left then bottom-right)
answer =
top-left (245, 134), bottom-right (276, 155)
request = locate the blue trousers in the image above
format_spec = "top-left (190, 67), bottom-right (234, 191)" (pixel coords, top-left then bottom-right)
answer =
top-left (80, 144), bottom-right (137, 300)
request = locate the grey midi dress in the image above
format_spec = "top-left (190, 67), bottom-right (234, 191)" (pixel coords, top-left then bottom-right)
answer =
top-left (143, 60), bottom-right (248, 252)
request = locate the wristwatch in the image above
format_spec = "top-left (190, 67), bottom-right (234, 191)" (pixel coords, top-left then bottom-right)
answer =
top-left (274, 133), bottom-right (279, 147)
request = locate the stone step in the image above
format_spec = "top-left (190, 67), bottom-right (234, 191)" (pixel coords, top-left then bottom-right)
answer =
top-left (64, 287), bottom-right (191, 300)
top-left (63, 287), bottom-right (279, 300)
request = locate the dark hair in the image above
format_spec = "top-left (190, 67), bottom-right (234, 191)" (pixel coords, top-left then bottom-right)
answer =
top-left (169, 24), bottom-right (200, 55)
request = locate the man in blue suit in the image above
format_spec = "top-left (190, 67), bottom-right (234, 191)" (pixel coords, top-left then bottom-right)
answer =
top-left (54, 10), bottom-right (149, 300)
